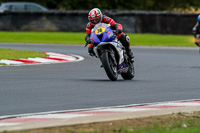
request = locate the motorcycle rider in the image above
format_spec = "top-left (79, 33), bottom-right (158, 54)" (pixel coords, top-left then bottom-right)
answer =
top-left (193, 14), bottom-right (200, 46)
top-left (85, 8), bottom-right (134, 62)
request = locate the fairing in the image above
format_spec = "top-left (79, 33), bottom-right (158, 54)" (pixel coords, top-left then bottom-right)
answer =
top-left (90, 23), bottom-right (128, 73)
top-left (90, 23), bottom-right (115, 46)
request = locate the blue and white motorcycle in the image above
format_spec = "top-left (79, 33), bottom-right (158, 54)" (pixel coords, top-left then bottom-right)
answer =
top-left (86, 23), bottom-right (135, 81)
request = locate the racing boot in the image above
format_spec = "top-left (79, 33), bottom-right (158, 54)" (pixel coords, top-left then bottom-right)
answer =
top-left (126, 48), bottom-right (134, 62)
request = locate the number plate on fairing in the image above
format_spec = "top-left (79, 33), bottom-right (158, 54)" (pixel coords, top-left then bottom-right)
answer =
top-left (95, 28), bottom-right (106, 35)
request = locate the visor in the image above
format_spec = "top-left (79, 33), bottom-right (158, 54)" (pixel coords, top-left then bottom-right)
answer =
top-left (90, 17), bottom-right (101, 25)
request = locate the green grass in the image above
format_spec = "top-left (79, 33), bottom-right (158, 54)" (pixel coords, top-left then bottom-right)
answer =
top-left (0, 32), bottom-right (195, 47)
top-left (125, 126), bottom-right (200, 133)
top-left (0, 32), bottom-right (85, 44)
top-left (0, 48), bottom-right (47, 60)
top-left (128, 33), bottom-right (195, 47)
top-left (115, 126), bottom-right (200, 133)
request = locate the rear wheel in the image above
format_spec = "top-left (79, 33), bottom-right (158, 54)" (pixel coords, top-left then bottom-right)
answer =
top-left (101, 51), bottom-right (118, 81)
top-left (121, 60), bottom-right (135, 80)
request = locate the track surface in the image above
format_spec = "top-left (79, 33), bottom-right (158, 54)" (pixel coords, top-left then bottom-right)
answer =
top-left (0, 43), bottom-right (200, 116)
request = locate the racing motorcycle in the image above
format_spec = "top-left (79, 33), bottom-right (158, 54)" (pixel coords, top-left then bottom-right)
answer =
top-left (85, 23), bottom-right (135, 81)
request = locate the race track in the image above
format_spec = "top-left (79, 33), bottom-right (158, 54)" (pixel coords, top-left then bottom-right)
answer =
top-left (0, 43), bottom-right (200, 116)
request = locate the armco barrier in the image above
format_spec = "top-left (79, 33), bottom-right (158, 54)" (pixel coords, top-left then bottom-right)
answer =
top-left (0, 10), bottom-right (198, 34)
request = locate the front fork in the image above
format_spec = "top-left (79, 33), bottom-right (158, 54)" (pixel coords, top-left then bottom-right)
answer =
top-left (109, 49), bottom-right (117, 66)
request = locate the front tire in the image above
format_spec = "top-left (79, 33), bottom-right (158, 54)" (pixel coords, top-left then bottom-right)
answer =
top-left (101, 51), bottom-right (118, 81)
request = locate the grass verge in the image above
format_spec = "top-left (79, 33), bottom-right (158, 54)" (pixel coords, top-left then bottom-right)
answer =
top-left (0, 48), bottom-right (47, 60)
top-left (5, 111), bottom-right (200, 133)
top-left (0, 32), bottom-right (196, 47)
top-left (0, 48), bottom-right (48, 65)
top-left (130, 33), bottom-right (195, 47)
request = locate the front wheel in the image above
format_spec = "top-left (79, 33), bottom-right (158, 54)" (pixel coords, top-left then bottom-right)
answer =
top-left (101, 51), bottom-right (118, 81)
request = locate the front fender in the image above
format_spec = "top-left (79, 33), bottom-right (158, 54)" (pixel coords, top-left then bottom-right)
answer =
top-left (94, 42), bottom-right (124, 64)
top-left (94, 42), bottom-right (114, 58)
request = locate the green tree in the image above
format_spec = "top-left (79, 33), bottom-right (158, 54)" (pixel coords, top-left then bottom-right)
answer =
top-left (1, 0), bottom-right (200, 11)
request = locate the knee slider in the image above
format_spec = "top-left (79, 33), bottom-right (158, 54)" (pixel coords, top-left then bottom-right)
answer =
top-left (120, 34), bottom-right (130, 43)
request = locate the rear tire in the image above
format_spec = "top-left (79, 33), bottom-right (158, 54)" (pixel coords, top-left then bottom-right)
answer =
top-left (121, 61), bottom-right (135, 80)
top-left (101, 52), bottom-right (118, 81)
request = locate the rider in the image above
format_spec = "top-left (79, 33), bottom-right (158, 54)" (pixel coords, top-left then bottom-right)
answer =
top-left (85, 8), bottom-right (134, 62)
top-left (193, 14), bottom-right (200, 46)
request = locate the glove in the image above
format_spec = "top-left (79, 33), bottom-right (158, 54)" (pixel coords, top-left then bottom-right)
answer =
top-left (116, 28), bottom-right (122, 35)
top-left (85, 34), bottom-right (91, 47)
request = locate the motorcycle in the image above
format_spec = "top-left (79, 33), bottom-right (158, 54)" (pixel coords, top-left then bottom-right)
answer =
top-left (85, 23), bottom-right (135, 81)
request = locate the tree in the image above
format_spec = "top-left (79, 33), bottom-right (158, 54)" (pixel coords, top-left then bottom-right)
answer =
top-left (1, 0), bottom-right (200, 11)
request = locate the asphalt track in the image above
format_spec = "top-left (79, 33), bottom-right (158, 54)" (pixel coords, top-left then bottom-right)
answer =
top-left (0, 43), bottom-right (200, 117)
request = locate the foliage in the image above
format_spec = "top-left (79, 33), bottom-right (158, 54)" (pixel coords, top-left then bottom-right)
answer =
top-left (1, 0), bottom-right (200, 11)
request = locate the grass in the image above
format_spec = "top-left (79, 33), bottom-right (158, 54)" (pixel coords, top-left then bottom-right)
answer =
top-left (129, 33), bottom-right (195, 47)
top-left (0, 32), bottom-right (85, 44)
top-left (0, 48), bottom-right (47, 60)
top-left (0, 48), bottom-right (48, 65)
top-left (0, 32), bottom-right (196, 47)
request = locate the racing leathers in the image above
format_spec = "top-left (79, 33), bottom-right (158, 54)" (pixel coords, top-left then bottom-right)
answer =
top-left (193, 21), bottom-right (200, 46)
top-left (193, 21), bottom-right (200, 38)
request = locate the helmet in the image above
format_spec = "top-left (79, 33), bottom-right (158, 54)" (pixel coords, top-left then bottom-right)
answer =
top-left (198, 15), bottom-right (200, 22)
top-left (88, 8), bottom-right (102, 25)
